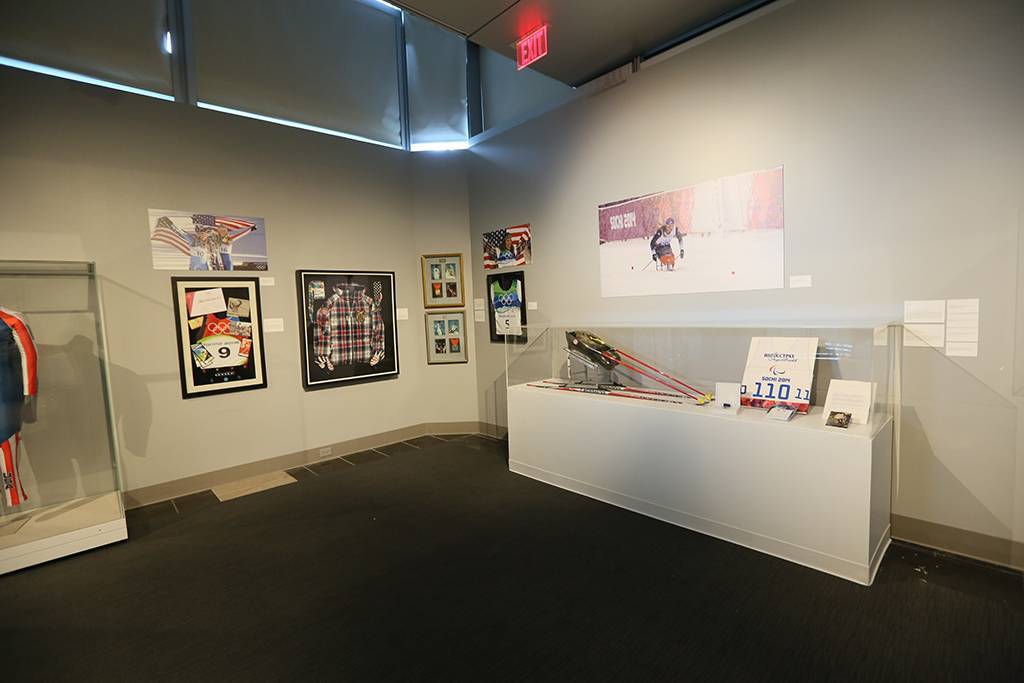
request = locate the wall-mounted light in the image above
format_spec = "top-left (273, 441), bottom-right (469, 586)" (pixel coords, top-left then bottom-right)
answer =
top-left (410, 141), bottom-right (471, 152)
top-left (0, 56), bottom-right (175, 101)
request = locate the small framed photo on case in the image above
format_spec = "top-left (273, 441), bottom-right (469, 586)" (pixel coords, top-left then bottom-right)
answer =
top-left (421, 253), bottom-right (464, 308)
top-left (425, 311), bottom-right (468, 364)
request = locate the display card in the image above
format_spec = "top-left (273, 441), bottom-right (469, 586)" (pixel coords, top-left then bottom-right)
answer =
top-left (740, 337), bottom-right (818, 413)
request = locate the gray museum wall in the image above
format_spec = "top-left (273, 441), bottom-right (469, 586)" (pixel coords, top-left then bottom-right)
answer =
top-left (466, 0), bottom-right (1024, 565)
top-left (0, 68), bottom-right (479, 494)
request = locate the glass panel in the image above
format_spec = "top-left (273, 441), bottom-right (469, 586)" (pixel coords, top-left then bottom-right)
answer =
top-left (897, 324), bottom-right (1019, 566)
top-left (193, 0), bottom-right (403, 147)
top-left (0, 261), bottom-right (123, 559)
top-left (507, 324), bottom-right (896, 434)
top-left (405, 12), bottom-right (468, 147)
top-left (0, 0), bottom-right (173, 96)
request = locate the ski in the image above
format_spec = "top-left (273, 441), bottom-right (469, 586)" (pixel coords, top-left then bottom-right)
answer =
top-left (540, 379), bottom-right (692, 401)
top-left (527, 382), bottom-right (692, 406)
top-left (564, 330), bottom-right (714, 404)
top-left (615, 349), bottom-right (707, 400)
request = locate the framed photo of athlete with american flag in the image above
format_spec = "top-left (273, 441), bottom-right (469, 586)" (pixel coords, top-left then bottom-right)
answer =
top-left (149, 209), bottom-right (268, 271)
top-left (171, 277), bottom-right (267, 399)
top-left (296, 270), bottom-right (399, 390)
top-left (482, 224), bottom-right (531, 270)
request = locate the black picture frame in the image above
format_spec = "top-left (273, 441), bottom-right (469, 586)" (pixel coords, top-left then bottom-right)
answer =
top-left (170, 276), bottom-right (267, 399)
top-left (486, 270), bottom-right (528, 344)
top-left (296, 270), bottom-right (400, 390)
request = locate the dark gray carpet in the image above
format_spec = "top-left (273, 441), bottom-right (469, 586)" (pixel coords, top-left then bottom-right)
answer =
top-left (3, 434), bottom-right (1021, 681)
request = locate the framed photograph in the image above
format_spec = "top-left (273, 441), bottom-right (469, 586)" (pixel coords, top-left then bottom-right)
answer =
top-left (421, 253), bottom-right (464, 308)
top-left (487, 271), bottom-right (528, 344)
top-left (482, 224), bottom-right (531, 270)
top-left (426, 311), bottom-right (468, 364)
top-left (296, 270), bottom-right (399, 389)
top-left (150, 209), bottom-right (268, 271)
top-left (170, 277), bottom-right (267, 399)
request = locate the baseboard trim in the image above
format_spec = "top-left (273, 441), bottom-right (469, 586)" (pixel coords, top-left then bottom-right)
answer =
top-left (891, 514), bottom-right (1024, 572)
top-left (123, 421), bottom-right (490, 509)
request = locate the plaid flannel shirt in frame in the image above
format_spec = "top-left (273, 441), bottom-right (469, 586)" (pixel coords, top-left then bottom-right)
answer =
top-left (313, 284), bottom-right (384, 365)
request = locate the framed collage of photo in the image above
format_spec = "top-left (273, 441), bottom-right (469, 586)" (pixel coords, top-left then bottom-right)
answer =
top-left (171, 277), bottom-right (267, 399)
top-left (421, 253), bottom-right (464, 308)
top-left (296, 270), bottom-right (399, 390)
top-left (425, 311), bottom-right (467, 364)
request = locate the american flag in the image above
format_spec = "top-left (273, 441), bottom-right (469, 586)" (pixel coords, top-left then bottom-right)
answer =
top-left (482, 224), bottom-right (531, 270)
top-left (192, 214), bottom-right (257, 233)
top-left (150, 216), bottom-right (192, 255)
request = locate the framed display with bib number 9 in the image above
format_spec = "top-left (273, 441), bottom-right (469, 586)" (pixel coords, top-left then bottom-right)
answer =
top-left (171, 277), bottom-right (267, 399)
top-left (297, 270), bottom-right (399, 390)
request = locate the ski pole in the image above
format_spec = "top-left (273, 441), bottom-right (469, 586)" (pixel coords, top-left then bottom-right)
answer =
top-left (600, 352), bottom-right (703, 401)
top-left (616, 349), bottom-right (707, 398)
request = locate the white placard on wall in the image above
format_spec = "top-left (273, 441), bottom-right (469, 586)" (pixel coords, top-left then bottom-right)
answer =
top-left (789, 275), bottom-right (812, 288)
top-left (904, 300), bottom-right (946, 324)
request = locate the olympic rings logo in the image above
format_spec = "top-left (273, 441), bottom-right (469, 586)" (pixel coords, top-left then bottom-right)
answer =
top-left (207, 321), bottom-right (231, 335)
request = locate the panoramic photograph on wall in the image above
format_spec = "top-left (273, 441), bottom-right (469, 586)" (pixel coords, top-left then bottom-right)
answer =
top-left (149, 209), bottom-right (268, 271)
top-left (296, 270), bottom-right (399, 389)
top-left (171, 277), bottom-right (267, 399)
top-left (597, 166), bottom-right (784, 297)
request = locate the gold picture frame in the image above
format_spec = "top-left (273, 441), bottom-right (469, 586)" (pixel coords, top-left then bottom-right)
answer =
top-left (421, 253), bottom-right (465, 309)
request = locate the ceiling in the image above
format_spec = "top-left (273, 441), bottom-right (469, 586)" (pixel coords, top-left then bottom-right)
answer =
top-left (394, 0), bottom-right (770, 86)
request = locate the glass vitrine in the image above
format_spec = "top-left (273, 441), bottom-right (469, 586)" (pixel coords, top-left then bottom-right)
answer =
top-left (0, 260), bottom-right (126, 574)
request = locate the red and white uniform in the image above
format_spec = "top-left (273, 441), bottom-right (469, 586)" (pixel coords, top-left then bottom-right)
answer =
top-left (0, 307), bottom-right (38, 507)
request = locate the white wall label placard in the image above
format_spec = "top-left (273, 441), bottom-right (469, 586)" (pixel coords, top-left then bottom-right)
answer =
top-left (527, 301), bottom-right (538, 310)
top-left (946, 341), bottom-right (979, 357)
top-left (945, 298), bottom-right (979, 341)
top-left (473, 298), bottom-right (485, 310)
top-left (904, 299), bottom-right (945, 324)
top-left (822, 379), bottom-right (874, 425)
top-left (904, 323), bottom-right (944, 348)
top-left (873, 325), bottom-right (889, 346)
top-left (263, 317), bottom-right (284, 333)
top-left (396, 308), bottom-right (409, 320)
top-left (740, 337), bottom-right (818, 413)
top-left (474, 310), bottom-right (485, 322)
top-left (789, 275), bottom-right (812, 288)
top-left (259, 276), bottom-right (275, 287)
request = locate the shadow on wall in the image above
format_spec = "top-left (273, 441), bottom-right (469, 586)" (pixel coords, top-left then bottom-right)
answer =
top-left (106, 353), bottom-right (152, 461)
top-left (21, 335), bottom-right (153, 509)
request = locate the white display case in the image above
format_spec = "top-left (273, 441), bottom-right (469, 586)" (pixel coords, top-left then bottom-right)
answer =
top-left (0, 261), bottom-right (126, 574)
top-left (505, 325), bottom-right (898, 584)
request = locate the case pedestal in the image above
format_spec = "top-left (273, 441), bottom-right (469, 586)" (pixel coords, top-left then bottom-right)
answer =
top-left (0, 492), bottom-right (127, 575)
top-left (508, 383), bottom-right (892, 585)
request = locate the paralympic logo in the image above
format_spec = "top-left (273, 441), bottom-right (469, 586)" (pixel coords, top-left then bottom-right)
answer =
top-left (770, 365), bottom-right (786, 376)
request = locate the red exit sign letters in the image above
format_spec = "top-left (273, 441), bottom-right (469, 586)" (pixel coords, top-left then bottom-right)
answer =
top-left (516, 25), bottom-right (548, 70)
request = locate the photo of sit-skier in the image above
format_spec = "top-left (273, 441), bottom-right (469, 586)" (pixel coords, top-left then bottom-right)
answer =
top-left (648, 217), bottom-right (684, 271)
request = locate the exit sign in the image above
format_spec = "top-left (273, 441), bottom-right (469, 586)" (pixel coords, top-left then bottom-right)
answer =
top-left (516, 25), bottom-right (548, 70)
